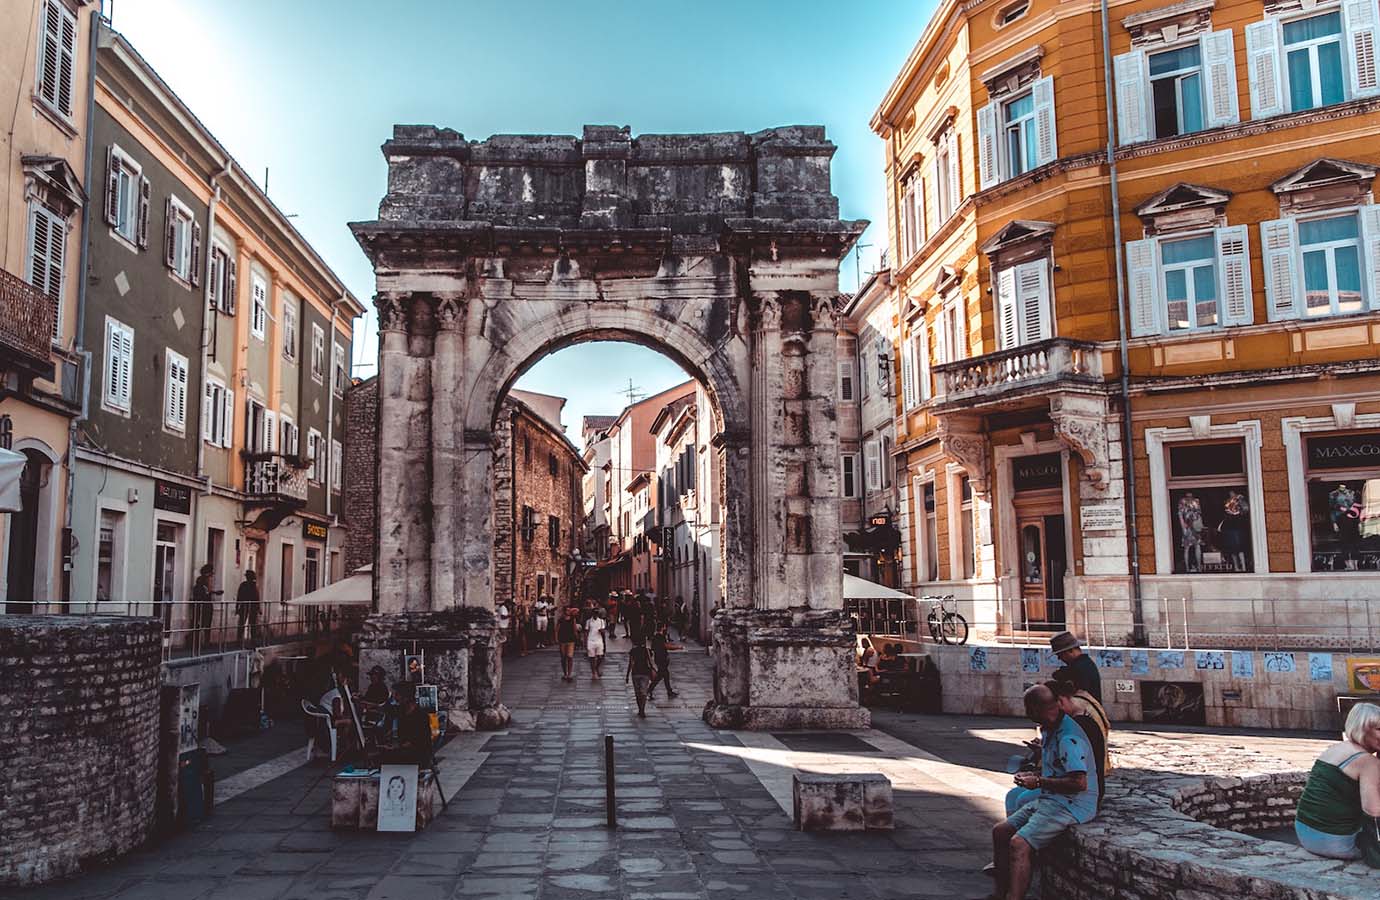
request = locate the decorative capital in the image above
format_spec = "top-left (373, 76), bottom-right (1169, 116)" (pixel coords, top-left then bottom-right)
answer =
top-left (811, 293), bottom-right (841, 330)
top-left (1049, 393), bottom-right (1110, 490)
top-left (374, 291), bottom-right (409, 333)
top-left (752, 292), bottom-right (781, 332)
top-left (434, 292), bottom-right (467, 331)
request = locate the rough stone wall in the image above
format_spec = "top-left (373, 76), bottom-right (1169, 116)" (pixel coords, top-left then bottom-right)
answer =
top-left (0, 616), bottom-right (162, 886)
top-left (343, 377), bottom-right (379, 577)
top-left (1041, 740), bottom-right (1372, 899)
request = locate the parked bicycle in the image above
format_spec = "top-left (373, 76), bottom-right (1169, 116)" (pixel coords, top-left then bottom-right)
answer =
top-left (925, 595), bottom-right (969, 645)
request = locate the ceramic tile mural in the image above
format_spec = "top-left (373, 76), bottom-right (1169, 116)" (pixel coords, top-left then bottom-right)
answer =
top-left (970, 646), bottom-right (990, 672)
top-left (1263, 652), bottom-right (1297, 674)
top-left (1195, 651), bottom-right (1226, 671)
top-left (1157, 651), bottom-right (1185, 669)
top-left (1310, 653), bottom-right (1334, 683)
top-left (1021, 649), bottom-right (1041, 674)
top-left (1095, 649), bottom-right (1125, 669)
top-left (1230, 652), bottom-right (1254, 679)
top-left (1129, 650), bottom-right (1149, 675)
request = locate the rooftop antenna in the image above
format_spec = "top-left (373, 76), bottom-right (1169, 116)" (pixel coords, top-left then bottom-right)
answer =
top-left (619, 378), bottom-right (646, 407)
top-left (853, 241), bottom-right (873, 290)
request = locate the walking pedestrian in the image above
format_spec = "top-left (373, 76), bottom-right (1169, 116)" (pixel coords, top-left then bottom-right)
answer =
top-left (606, 592), bottom-right (620, 638)
top-left (626, 639), bottom-right (655, 718)
top-left (191, 564), bottom-right (219, 650)
top-left (556, 603), bottom-right (579, 682)
top-left (235, 570), bottom-right (260, 646)
top-left (648, 622), bottom-right (679, 699)
top-left (673, 595), bottom-right (688, 640)
top-left (534, 596), bottom-right (551, 649)
top-left (586, 607), bottom-right (608, 678)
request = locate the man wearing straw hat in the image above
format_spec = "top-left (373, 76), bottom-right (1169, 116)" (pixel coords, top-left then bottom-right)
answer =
top-left (1050, 630), bottom-right (1101, 705)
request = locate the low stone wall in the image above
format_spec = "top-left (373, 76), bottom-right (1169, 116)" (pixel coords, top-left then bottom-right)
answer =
top-left (933, 642), bottom-right (1351, 731)
top-left (1041, 741), bottom-right (1373, 900)
top-left (0, 616), bottom-right (162, 886)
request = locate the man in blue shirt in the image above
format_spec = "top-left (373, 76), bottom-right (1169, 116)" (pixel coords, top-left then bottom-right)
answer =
top-left (990, 684), bottom-right (1099, 900)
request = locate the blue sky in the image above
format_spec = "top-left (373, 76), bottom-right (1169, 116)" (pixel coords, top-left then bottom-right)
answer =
top-left (107, 0), bottom-right (927, 444)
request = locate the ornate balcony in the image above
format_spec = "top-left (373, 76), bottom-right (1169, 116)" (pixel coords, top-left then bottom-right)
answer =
top-left (931, 338), bottom-right (1103, 412)
top-left (0, 267), bottom-right (56, 379)
top-left (244, 453), bottom-right (309, 506)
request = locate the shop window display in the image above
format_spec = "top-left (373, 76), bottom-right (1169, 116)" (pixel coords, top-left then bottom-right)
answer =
top-left (1166, 442), bottom-right (1254, 574)
top-left (1306, 432), bottom-right (1380, 572)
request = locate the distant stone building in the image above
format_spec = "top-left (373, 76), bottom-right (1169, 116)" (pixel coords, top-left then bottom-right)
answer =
top-left (344, 383), bottom-right (584, 612)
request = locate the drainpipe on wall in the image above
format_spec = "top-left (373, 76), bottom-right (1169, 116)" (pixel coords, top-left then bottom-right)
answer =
top-left (1100, 0), bottom-right (1146, 642)
top-left (62, 10), bottom-right (103, 610)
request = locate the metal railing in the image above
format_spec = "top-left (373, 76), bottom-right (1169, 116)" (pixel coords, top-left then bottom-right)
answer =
top-left (916, 596), bottom-right (1380, 653)
top-left (70, 596), bottom-right (352, 662)
top-left (0, 266), bottom-right (55, 367)
top-left (245, 453), bottom-right (310, 503)
top-left (931, 337), bottom-right (1101, 405)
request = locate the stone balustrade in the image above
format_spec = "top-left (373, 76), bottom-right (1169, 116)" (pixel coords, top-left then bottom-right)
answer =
top-left (932, 337), bottom-right (1102, 409)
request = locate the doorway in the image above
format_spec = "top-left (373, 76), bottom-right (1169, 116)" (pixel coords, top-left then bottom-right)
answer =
top-left (1016, 511), bottom-right (1067, 630)
top-left (4, 450), bottom-right (45, 613)
top-left (153, 521), bottom-right (178, 637)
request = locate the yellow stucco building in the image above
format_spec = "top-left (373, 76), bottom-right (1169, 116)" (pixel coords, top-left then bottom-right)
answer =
top-left (873, 0), bottom-right (1380, 644)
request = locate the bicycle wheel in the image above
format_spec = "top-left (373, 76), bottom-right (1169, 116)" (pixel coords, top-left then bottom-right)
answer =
top-left (927, 610), bottom-right (941, 643)
top-left (940, 612), bottom-right (968, 645)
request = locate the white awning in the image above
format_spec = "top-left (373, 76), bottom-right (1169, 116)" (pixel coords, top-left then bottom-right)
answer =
top-left (843, 573), bottom-right (915, 601)
top-left (0, 448), bottom-right (26, 513)
top-left (285, 564), bottom-right (372, 606)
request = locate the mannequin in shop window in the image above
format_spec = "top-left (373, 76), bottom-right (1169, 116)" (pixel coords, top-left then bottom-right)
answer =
top-left (1177, 493), bottom-right (1205, 573)
top-left (1218, 491), bottom-right (1250, 573)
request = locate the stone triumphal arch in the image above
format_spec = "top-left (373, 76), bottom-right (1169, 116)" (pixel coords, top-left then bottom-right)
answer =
top-left (350, 124), bottom-right (869, 730)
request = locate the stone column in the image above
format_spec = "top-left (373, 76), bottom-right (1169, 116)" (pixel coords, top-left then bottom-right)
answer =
top-left (705, 289), bottom-right (867, 730)
top-left (373, 291), bottom-right (431, 613)
top-left (430, 292), bottom-right (466, 610)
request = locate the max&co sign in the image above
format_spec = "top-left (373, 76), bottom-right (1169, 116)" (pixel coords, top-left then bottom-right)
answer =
top-left (1307, 433), bottom-right (1380, 471)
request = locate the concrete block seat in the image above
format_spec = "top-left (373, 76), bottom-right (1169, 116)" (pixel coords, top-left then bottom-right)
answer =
top-left (792, 772), bottom-right (894, 832)
top-left (331, 770), bottom-right (443, 831)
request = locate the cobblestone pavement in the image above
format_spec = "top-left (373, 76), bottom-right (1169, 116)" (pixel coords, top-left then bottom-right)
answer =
top-left (14, 639), bottom-right (1339, 900)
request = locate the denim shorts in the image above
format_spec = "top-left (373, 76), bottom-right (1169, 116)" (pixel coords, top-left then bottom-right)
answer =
top-left (1004, 798), bottom-right (1080, 850)
top-left (1295, 819), bottom-right (1362, 860)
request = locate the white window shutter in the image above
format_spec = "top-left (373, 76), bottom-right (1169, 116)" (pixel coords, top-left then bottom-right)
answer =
top-left (1032, 76), bottom-right (1058, 166)
top-left (1245, 20), bottom-right (1285, 118)
top-left (105, 322), bottom-right (119, 406)
top-left (864, 441), bottom-right (881, 492)
top-left (1113, 50), bottom-right (1149, 144)
top-left (996, 266), bottom-right (1019, 349)
top-left (1359, 205), bottom-right (1380, 310)
top-left (221, 388), bottom-right (234, 448)
top-left (1016, 260), bottom-right (1051, 343)
top-left (916, 330), bottom-right (931, 401)
top-left (165, 355), bottom-right (177, 426)
top-left (203, 383), bottom-right (214, 441)
top-left (900, 336), bottom-right (915, 408)
top-left (1200, 30), bottom-right (1241, 128)
top-left (977, 101), bottom-right (999, 189)
top-left (137, 177), bottom-right (150, 250)
top-left (946, 131), bottom-right (961, 208)
top-left (1126, 238), bottom-right (1163, 337)
top-left (104, 147), bottom-right (119, 226)
top-left (1260, 218), bottom-right (1301, 320)
top-left (1343, 0), bottom-right (1380, 98)
top-left (264, 410), bottom-right (276, 452)
top-left (935, 311), bottom-right (949, 364)
top-left (1215, 225), bottom-right (1253, 326)
top-left (119, 329), bottom-right (133, 409)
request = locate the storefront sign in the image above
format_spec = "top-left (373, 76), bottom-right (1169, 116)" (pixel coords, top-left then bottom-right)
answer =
top-left (153, 479), bottom-right (191, 514)
top-left (1307, 433), bottom-right (1380, 471)
top-left (1080, 504), bottom-right (1125, 532)
top-left (303, 520), bottom-right (329, 542)
top-left (868, 511), bottom-right (891, 528)
top-left (1012, 453), bottom-right (1062, 492)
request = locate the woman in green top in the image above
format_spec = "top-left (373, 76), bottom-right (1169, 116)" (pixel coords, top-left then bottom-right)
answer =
top-left (1295, 702), bottom-right (1380, 861)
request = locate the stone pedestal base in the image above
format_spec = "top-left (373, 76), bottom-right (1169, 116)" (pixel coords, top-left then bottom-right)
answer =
top-left (703, 608), bottom-right (870, 730)
top-left (358, 610), bottom-right (510, 731)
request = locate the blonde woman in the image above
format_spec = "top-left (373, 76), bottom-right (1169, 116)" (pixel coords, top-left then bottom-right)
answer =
top-left (1295, 702), bottom-right (1380, 862)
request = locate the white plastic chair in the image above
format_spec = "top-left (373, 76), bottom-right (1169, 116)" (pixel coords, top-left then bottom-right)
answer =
top-left (302, 699), bottom-right (337, 762)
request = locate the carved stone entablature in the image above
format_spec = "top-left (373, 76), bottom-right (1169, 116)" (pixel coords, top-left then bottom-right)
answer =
top-left (979, 46), bottom-right (1045, 99)
top-left (1264, 0), bottom-right (1336, 17)
top-left (1270, 157), bottom-right (1378, 215)
top-left (1049, 393), bottom-right (1110, 490)
top-left (1134, 183), bottom-right (1233, 237)
top-left (433, 292), bottom-right (467, 331)
top-left (374, 291), bottom-right (409, 333)
top-left (937, 416), bottom-right (989, 495)
top-left (979, 220), bottom-right (1055, 268)
top-left (1122, 0), bottom-right (1215, 49)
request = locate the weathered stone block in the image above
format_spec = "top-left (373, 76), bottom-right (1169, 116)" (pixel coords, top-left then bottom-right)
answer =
top-left (792, 772), bottom-right (891, 832)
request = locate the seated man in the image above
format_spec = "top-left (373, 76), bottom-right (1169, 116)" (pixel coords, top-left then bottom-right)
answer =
top-left (379, 681), bottom-right (433, 767)
top-left (879, 643), bottom-right (906, 672)
top-left (990, 684), bottom-right (1099, 900)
